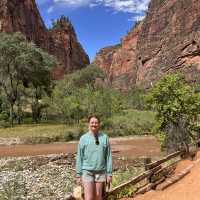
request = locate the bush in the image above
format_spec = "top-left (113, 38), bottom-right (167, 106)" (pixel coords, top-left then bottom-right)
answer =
top-left (146, 73), bottom-right (200, 152)
top-left (103, 109), bottom-right (155, 137)
top-left (0, 120), bottom-right (11, 128)
top-left (0, 112), bottom-right (9, 121)
top-left (126, 87), bottom-right (146, 110)
top-left (63, 132), bottom-right (75, 141)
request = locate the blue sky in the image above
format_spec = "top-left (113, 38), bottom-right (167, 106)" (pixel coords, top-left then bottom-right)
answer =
top-left (36, 0), bottom-right (150, 61)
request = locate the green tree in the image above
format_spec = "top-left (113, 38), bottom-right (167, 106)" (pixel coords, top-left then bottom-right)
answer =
top-left (0, 32), bottom-right (55, 126)
top-left (0, 90), bottom-right (9, 122)
top-left (51, 15), bottom-right (72, 30)
top-left (48, 64), bottom-right (124, 124)
top-left (126, 87), bottom-right (146, 110)
top-left (19, 47), bottom-right (55, 123)
top-left (0, 32), bottom-right (27, 126)
top-left (67, 64), bottom-right (105, 88)
top-left (146, 74), bottom-right (200, 153)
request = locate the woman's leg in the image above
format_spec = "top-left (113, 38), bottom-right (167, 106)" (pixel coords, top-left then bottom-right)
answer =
top-left (83, 181), bottom-right (95, 200)
top-left (95, 182), bottom-right (104, 200)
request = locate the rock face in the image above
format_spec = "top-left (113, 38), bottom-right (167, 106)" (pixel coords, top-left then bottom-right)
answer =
top-left (0, 0), bottom-right (89, 79)
top-left (93, 45), bottom-right (120, 85)
top-left (93, 22), bottom-right (142, 90)
top-left (109, 22), bottom-right (142, 90)
top-left (137, 0), bottom-right (200, 88)
top-left (94, 0), bottom-right (200, 89)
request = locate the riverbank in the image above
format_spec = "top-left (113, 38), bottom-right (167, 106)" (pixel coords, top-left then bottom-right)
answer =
top-left (0, 136), bottom-right (161, 158)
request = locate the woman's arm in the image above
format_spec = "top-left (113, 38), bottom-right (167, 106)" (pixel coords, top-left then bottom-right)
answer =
top-left (106, 136), bottom-right (112, 177)
top-left (76, 140), bottom-right (83, 178)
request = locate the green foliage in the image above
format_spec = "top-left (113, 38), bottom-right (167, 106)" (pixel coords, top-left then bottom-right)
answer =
top-left (51, 15), bottom-right (72, 29)
top-left (126, 87), bottom-right (146, 110)
top-left (0, 124), bottom-right (86, 144)
top-left (146, 73), bottom-right (200, 152)
top-left (0, 32), bottom-right (56, 126)
top-left (105, 109), bottom-right (155, 137)
top-left (46, 64), bottom-right (123, 124)
top-left (0, 92), bottom-right (9, 122)
top-left (108, 168), bottom-right (143, 199)
top-left (65, 64), bottom-right (105, 88)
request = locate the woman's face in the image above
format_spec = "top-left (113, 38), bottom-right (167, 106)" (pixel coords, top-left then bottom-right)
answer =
top-left (89, 117), bottom-right (100, 134)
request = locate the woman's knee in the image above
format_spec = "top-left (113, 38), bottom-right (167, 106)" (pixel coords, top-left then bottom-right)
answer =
top-left (83, 181), bottom-right (95, 200)
top-left (95, 194), bottom-right (103, 200)
top-left (84, 191), bottom-right (94, 200)
top-left (95, 183), bottom-right (104, 200)
top-left (85, 196), bottom-right (94, 200)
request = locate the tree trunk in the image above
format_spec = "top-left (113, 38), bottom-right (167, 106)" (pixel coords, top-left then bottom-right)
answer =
top-left (17, 101), bottom-right (22, 124)
top-left (32, 99), bottom-right (41, 123)
top-left (10, 103), bottom-right (14, 127)
top-left (165, 118), bottom-right (190, 153)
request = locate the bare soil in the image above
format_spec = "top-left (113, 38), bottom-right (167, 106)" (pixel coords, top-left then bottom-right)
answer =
top-left (124, 151), bottom-right (200, 200)
top-left (0, 136), bottom-right (161, 158)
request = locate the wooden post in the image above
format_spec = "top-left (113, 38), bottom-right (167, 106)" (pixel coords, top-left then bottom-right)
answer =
top-left (144, 157), bottom-right (152, 170)
top-left (197, 140), bottom-right (200, 148)
top-left (144, 157), bottom-right (152, 183)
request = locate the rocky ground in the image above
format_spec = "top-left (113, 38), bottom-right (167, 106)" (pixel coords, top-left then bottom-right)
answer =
top-left (0, 154), bottom-right (76, 200)
top-left (0, 154), bottom-right (145, 200)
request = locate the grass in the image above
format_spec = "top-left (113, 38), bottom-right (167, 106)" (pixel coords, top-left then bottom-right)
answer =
top-left (0, 124), bottom-right (85, 144)
top-left (112, 167), bottom-right (144, 187)
top-left (108, 167), bottom-right (144, 200)
top-left (105, 109), bottom-right (155, 137)
top-left (0, 109), bottom-right (156, 144)
top-left (0, 124), bottom-right (74, 138)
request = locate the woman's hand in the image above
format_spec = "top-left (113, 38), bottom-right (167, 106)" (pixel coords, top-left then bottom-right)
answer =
top-left (107, 176), bottom-right (112, 184)
top-left (76, 177), bottom-right (82, 185)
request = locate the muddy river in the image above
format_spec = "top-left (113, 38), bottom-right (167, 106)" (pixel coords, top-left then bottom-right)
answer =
top-left (0, 136), bottom-right (161, 158)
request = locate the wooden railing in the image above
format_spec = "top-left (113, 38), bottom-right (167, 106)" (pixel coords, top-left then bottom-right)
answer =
top-left (106, 139), bottom-right (200, 199)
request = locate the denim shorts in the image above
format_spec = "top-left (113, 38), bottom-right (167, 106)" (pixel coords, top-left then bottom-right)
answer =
top-left (82, 170), bottom-right (106, 182)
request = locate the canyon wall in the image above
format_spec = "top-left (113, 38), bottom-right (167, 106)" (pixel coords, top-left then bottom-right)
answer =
top-left (0, 0), bottom-right (90, 79)
top-left (94, 0), bottom-right (200, 89)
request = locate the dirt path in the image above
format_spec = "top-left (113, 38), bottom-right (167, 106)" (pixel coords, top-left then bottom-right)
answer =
top-left (125, 152), bottom-right (200, 200)
top-left (0, 136), bottom-right (161, 158)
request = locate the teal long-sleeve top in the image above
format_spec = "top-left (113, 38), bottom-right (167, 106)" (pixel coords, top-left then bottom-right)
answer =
top-left (76, 131), bottom-right (112, 177)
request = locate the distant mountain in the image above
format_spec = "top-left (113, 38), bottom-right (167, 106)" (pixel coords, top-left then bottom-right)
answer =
top-left (94, 0), bottom-right (200, 90)
top-left (0, 0), bottom-right (90, 79)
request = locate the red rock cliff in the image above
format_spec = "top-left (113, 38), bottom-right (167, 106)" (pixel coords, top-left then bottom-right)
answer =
top-left (94, 0), bottom-right (200, 89)
top-left (93, 22), bottom-right (142, 90)
top-left (136, 0), bottom-right (200, 88)
top-left (0, 0), bottom-right (90, 79)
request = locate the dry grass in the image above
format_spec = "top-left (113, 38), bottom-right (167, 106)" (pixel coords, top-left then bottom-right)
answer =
top-left (0, 124), bottom-right (76, 138)
top-left (0, 124), bottom-right (85, 143)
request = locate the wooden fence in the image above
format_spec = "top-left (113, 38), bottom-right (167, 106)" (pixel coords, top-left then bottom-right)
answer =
top-left (106, 139), bottom-right (200, 199)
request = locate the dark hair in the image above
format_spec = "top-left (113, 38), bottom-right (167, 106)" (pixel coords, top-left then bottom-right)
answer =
top-left (88, 115), bottom-right (100, 123)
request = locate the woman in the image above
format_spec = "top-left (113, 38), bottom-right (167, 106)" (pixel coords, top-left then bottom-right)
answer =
top-left (76, 116), bottom-right (112, 200)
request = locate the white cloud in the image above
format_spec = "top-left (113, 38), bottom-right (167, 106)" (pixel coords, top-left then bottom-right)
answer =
top-left (53, 0), bottom-right (91, 7)
top-left (47, 6), bottom-right (54, 13)
top-left (52, 0), bottom-right (150, 13)
top-left (128, 14), bottom-right (145, 22)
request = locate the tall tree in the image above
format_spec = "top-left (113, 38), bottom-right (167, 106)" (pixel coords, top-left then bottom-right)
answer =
top-left (0, 33), bottom-right (26, 126)
top-left (0, 32), bottom-right (56, 126)
top-left (146, 74), bottom-right (200, 153)
top-left (19, 46), bottom-right (55, 123)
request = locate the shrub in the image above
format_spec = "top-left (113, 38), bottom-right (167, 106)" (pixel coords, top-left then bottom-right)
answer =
top-left (146, 73), bottom-right (200, 152)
